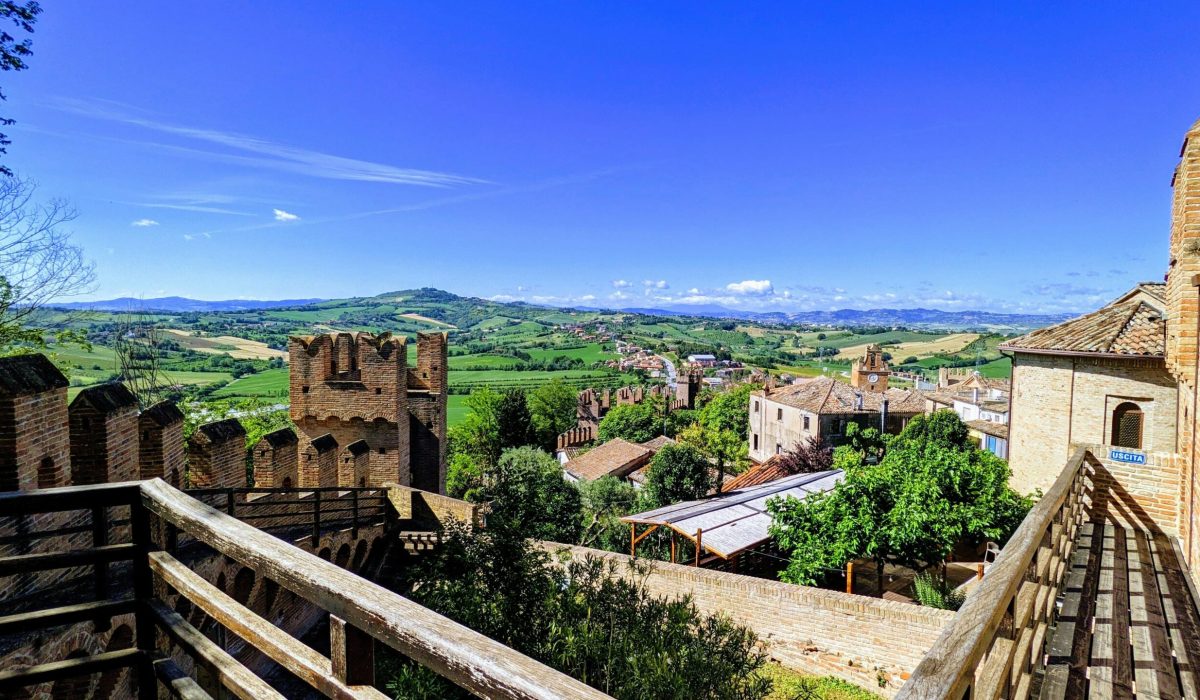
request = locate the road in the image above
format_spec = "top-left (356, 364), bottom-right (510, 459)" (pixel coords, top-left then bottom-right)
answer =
top-left (659, 355), bottom-right (678, 387)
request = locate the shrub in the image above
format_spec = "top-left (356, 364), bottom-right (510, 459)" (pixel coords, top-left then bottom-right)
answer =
top-left (911, 572), bottom-right (965, 611)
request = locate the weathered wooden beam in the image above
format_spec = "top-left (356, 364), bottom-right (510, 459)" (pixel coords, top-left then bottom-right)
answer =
top-left (0, 480), bottom-right (141, 515)
top-left (0, 542), bottom-right (137, 576)
top-left (0, 598), bottom-right (136, 636)
top-left (139, 479), bottom-right (613, 700)
top-left (148, 550), bottom-right (389, 700)
top-left (151, 654), bottom-right (214, 700)
top-left (0, 648), bottom-right (141, 691)
top-left (146, 599), bottom-right (285, 700)
top-left (331, 614), bottom-right (375, 687)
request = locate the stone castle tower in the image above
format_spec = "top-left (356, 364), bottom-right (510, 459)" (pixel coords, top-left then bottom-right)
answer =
top-left (288, 331), bottom-right (447, 492)
top-left (850, 344), bottom-right (890, 392)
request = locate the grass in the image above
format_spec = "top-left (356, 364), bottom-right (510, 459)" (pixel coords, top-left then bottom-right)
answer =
top-left (447, 393), bottom-right (469, 427)
top-left (818, 330), bottom-right (944, 350)
top-left (758, 664), bottom-right (882, 700)
top-left (210, 367), bottom-right (290, 398)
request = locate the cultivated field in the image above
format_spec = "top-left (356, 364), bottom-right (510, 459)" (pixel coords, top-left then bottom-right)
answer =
top-left (839, 333), bottom-right (980, 360)
top-left (164, 329), bottom-right (286, 360)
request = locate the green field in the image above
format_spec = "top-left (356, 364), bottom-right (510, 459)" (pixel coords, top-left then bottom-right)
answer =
top-left (447, 394), bottom-right (469, 427)
top-left (819, 330), bottom-right (945, 350)
top-left (211, 367), bottom-right (290, 398)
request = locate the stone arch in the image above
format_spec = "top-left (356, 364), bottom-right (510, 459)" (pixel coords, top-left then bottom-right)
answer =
top-left (318, 546), bottom-right (332, 561)
top-left (335, 543), bottom-right (352, 568)
top-left (351, 539), bottom-right (369, 570)
top-left (282, 476), bottom-right (293, 489)
top-left (94, 624), bottom-right (135, 699)
top-left (50, 649), bottom-right (95, 699)
top-left (1111, 401), bottom-right (1144, 449)
top-left (232, 567), bottom-right (256, 605)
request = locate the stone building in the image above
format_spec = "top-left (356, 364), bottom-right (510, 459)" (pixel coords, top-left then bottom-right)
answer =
top-left (748, 376), bottom-right (925, 463)
top-left (0, 354), bottom-right (70, 491)
top-left (187, 418), bottom-right (247, 488)
top-left (69, 383), bottom-right (140, 485)
top-left (252, 427), bottom-right (299, 488)
top-left (138, 400), bottom-right (185, 486)
top-left (850, 344), bottom-right (890, 392)
top-left (289, 331), bottom-right (447, 492)
top-left (1001, 282), bottom-right (1176, 494)
top-left (557, 375), bottom-right (701, 450)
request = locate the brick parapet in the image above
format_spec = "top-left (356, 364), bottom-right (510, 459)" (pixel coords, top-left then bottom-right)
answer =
top-left (0, 388), bottom-right (70, 491)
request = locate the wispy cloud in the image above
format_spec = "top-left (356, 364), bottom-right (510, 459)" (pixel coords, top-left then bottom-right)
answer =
top-left (611, 279), bottom-right (632, 289)
top-left (725, 279), bottom-right (774, 296)
top-left (50, 97), bottom-right (485, 188)
top-left (131, 218), bottom-right (159, 227)
top-left (273, 208), bottom-right (300, 222)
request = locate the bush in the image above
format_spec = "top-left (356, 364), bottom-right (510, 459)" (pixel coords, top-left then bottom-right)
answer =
top-left (911, 572), bottom-right (965, 611)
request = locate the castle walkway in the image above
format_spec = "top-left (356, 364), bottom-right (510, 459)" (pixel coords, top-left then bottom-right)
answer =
top-left (897, 449), bottom-right (1200, 700)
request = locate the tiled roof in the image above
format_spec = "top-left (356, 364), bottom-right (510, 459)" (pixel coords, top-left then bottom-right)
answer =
top-left (197, 418), bottom-right (246, 442)
top-left (72, 383), bottom-right (138, 414)
top-left (141, 400), bottom-right (184, 427)
top-left (639, 436), bottom-right (676, 451)
top-left (564, 438), bottom-right (653, 481)
top-left (762, 377), bottom-right (926, 415)
top-left (723, 456), bottom-right (791, 490)
top-left (966, 420), bottom-right (1009, 440)
top-left (0, 354), bottom-right (69, 396)
top-left (310, 433), bottom-right (338, 453)
top-left (259, 427), bottom-right (297, 448)
top-left (1001, 300), bottom-right (1165, 357)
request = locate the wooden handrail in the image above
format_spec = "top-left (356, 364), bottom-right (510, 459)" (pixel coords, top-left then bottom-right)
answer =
top-left (897, 447), bottom-right (1091, 699)
top-left (0, 480), bottom-right (140, 515)
top-left (139, 479), bottom-right (613, 700)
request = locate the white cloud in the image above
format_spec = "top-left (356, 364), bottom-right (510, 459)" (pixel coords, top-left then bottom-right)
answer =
top-left (725, 279), bottom-right (774, 296)
top-left (131, 218), bottom-right (159, 227)
top-left (182, 234), bottom-right (195, 241)
top-left (641, 279), bottom-right (669, 289)
top-left (609, 290), bottom-right (631, 300)
top-left (580, 294), bottom-right (596, 302)
top-left (611, 279), bottom-right (632, 289)
top-left (273, 208), bottom-right (300, 222)
top-left (688, 288), bottom-right (701, 295)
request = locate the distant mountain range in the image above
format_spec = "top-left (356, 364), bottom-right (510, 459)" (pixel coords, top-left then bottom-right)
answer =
top-left (49, 290), bottom-right (1075, 332)
top-left (49, 296), bottom-right (325, 312)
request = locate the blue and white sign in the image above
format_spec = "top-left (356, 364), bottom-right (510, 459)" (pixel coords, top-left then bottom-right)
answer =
top-left (1109, 449), bottom-right (1146, 465)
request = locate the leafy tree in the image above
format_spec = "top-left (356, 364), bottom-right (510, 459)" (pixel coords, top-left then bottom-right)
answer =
top-left (597, 400), bottom-right (661, 444)
top-left (678, 383), bottom-right (758, 490)
top-left (447, 387), bottom-right (504, 466)
top-left (578, 475), bottom-right (637, 552)
top-left (768, 411), bottom-right (1031, 591)
top-left (495, 388), bottom-right (535, 450)
top-left (0, 2), bottom-right (40, 176)
top-left (774, 436), bottom-right (833, 474)
top-left (642, 443), bottom-right (712, 508)
top-left (476, 446), bottom-right (581, 543)
top-left (528, 378), bottom-right (577, 450)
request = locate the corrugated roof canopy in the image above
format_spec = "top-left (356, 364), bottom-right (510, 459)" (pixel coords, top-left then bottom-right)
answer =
top-left (621, 470), bottom-right (842, 558)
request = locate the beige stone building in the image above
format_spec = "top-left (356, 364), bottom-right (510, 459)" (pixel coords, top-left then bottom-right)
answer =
top-left (1001, 282), bottom-right (1177, 494)
top-left (747, 376), bottom-right (925, 462)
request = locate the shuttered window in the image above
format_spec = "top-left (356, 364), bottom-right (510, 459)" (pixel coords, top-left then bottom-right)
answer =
top-left (1111, 402), bottom-right (1143, 449)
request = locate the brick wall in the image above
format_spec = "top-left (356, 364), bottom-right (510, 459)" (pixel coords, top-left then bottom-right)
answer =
top-left (252, 428), bottom-right (299, 488)
top-left (188, 419), bottom-right (247, 489)
top-left (1076, 443), bottom-right (1183, 536)
top-left (540, 543), bottom-right (953, 695)
top-left (387, 483), bottom-right (482, 527)
top-left (0, 388), bottom-right (70, 491)
top-left (301, 435), bottom-right (338, 487)
top-left (138, 403), bottom-right (185, 487)
top-left (339, 441), bottom-right (370, 488)
top-left (1165, 118), bottom-right (1200, 391)
top-left (69, 400), bottom-right (139, 486)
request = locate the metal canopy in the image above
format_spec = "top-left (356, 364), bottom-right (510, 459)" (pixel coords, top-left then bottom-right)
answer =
top-left (620, 470), bottom-right (842, 559)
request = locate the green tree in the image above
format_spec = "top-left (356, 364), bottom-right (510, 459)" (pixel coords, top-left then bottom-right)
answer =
top-left (642, 443), bottom-right (712, 508)
top-left (448, 387), bottom-right (504, 466)
top-left (578, 475), bottom-right (637, 552)
top-left (495, 388), bottom-right (534, 450)
top-left (678, 383), bottom-right (758, 490)
top-left (479, 446), bottom-right (582, 543)
top-left (597, 400), bottom-right (660, 443)
top-left (528, 378), bottom-right (577, 450)
top-left (768, 411), bottom-right (1031, 591)
top-left (0, 2), bottom-right (40, 176)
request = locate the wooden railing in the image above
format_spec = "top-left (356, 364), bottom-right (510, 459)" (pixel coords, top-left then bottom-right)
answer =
top-left (0, 478), bottom-right (612, 700)
top-left (185, 485), bottom-right (389, 545)
top-left (896, 448), bottom-right (1093, 700)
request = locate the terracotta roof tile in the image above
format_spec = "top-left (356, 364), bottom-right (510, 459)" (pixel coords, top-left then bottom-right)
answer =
top-left (0, 354), bottom-right (68, 396)
top-left (966, 420), bottom-right (1009, 440)
top-left (564, 438), bottom-right (653, 481)
top-left (1002, 300), bottom-right (1164, 357)
top-left (723, 456), bottom-right (792, 490)
top-left (762, 377), bottom-right (926, 415)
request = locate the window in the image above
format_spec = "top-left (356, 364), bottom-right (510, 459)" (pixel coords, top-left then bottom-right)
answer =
top-left (777, 407), bottom-right (783, 421)
top-left (753, 400), bottom-right (760, 413)
top-left (803, 415), bottom-right (810, 431)
top-left (38, 457), bottom-right (56, 489)
top-left (752, 434), bottom-right (759, 451)
top-left (1111, 402), bottom-right (1144, 449)
top-left (775, 443), bottom-right (782, 455)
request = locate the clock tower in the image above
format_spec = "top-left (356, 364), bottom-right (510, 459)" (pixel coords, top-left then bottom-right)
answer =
top-left (850, 344), bottom-right (890, 392)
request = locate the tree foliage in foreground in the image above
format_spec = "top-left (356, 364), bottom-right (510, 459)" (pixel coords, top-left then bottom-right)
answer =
top-left (768, 411), bottom-right (1032, 588)
top-left (0, 1), bottom-right (40, 176)
top-left (383, 519), bottom-right (770, 700)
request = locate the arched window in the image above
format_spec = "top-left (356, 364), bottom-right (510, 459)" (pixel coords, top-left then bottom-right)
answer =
top-left (1111, 402), bottom-right (1144, 449)
top-left (38, 457), bottom-right (56, 489)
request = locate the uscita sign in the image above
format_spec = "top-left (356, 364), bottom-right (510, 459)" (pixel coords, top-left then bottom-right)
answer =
top-left (1109, 449), bottom-right (1146, 465)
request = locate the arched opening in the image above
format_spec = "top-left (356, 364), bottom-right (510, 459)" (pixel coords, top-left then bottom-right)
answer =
top-left (352, 539), bottom-right (369, 570)
top-left (1111, 402), bottom-right (1144, 449)
top-left (318, 546), bottom-right (332, 561)
top-left (232, 567), bottom-right (256, 605)
top-left (282, 476), bottom-right (293, 489)
top-left (358, 476), bottom-right (366, 487)
top-left (37, 457), bottom-right (57, 489)
top-left (95, 624), bottom-right (135, 699)
top-left (335, 543), bottom-right (352, 568)
top-left (50, 649), bottom-right (94, 698)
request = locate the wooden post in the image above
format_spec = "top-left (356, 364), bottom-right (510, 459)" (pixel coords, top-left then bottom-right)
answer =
top-left (694, 528), bottom-right (703, 567)
top-left (130, 500), bottom-right (158, 700)
top-left (670, 531), bottom-right (677, 563)
top-left (977, 563), bottom-right (985, 580)
top-left (846, 561), bottom-right (854, 595)
top-left (629, 523), bottom-right (636, 557)
top-left (312, 490), bottom-right (321, 548)
top-left (330, 614), bottom-right (375, 686)
top-left (351, 489), bottom-right (359, 539)
top-left (226, 488), bottom-right (236, 517)
top-left (91, 505), bottom-right (110, 606)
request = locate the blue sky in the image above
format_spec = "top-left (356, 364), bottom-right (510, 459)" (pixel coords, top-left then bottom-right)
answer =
top-left (9, 2), bottom-right (1200, 313)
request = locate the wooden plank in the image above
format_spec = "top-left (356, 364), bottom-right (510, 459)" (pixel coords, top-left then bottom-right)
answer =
top-left (139, 479), bottom-right (614, 700)
top-left (1129, 530), bottom-right (1180, 700)
top-left (0, 542), bottom-right (137, 576)
top-left (1150, 536), bottom-right (1200, 698)
top-left (0, 648), bottom-right (141, 691)
top-left (147, 551), bottom-right (387, 700)
top-left (1106, 527), bottom-right (1133, 700)
top-left (0, 598), bottom-right (136, 636)
top-left (146, 599), bottom-right (285, 700)
top-left (151, 655), bottom-right (214, 700)
top-left (1042, 664), bottom-right (1070, 700)
top-left (331, 614), bottom-right (375, 687)
top-left (0, 480), bottom-right (140, 515)
top-left (1066, 520), bottom-right (1106, 698)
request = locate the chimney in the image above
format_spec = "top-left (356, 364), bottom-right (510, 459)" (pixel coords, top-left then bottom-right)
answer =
top-left (972, 388), bottom-right (980, 404)
top-left (855, 392), bottom-right (864, 411)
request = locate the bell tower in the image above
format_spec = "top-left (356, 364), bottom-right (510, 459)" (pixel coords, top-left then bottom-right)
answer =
top-left (850, 344), bottom-right (890, 392)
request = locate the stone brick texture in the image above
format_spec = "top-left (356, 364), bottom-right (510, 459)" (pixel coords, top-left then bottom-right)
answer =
top-left (0, 387), bottom-right (70, 491)
top-left (69, 399), bottom-right (139, 486)
top-left (300, 436), bottom-right (338, 488)
top-left (252, 432), bottom-right (299, 489)
top-left (138, 413), bottom-right (185, 488)
top-left (187, 421), bottom-right (247, 489)
top-left (540, 543), bottom-right (953, 696)
top-left (339, 444), bottom-right (370, 488)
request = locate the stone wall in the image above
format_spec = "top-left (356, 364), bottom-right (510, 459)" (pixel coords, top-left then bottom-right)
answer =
top-left (187, 419), bottom-right (247, 489)
top-left (300, 434), bottom-right (338, 487)
top-left (387, 483), bottom-right (482, 528)
top-left (339, 441), bottom-right (370, 488)
top-left (540, 543), bottom-right (954, 695)
top-left (69, 390), bottom-right (139, 486)
top-left (1077, 444), bottom-right (1183, 536)
top-left (138, 401), bottom-right (185, 487)
top-left (252, 428), bottom-right (299, 489)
